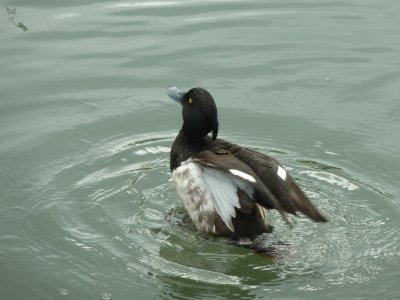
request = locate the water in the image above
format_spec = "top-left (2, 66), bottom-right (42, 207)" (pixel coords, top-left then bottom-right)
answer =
top-left (1, 1), bottom-right (400, 299)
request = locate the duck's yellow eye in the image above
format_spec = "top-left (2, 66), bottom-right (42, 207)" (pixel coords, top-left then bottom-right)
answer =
top-left (188, 98), bottom-right (193, 104)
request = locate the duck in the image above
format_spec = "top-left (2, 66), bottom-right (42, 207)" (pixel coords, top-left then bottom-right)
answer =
top-left (167, 86), bottom-right (327, 241)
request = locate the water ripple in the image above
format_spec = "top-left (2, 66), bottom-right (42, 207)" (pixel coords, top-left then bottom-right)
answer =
top-left (2, 0), bottom-right (400, 298)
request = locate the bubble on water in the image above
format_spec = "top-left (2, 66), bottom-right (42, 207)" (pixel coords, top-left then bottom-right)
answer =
top-left (101, 293), bottom-right (112, 300)
top-left (59, 289), bottom-right (68, 295)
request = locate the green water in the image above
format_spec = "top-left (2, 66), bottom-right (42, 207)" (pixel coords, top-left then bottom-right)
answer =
top-left (1, 1), bottom-right (400, 299)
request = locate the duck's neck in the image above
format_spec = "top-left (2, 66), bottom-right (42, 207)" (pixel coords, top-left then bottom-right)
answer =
top-left (170, 130), bottom-right (210, 171)
top-left (180, 128), bottom-right (209, 144)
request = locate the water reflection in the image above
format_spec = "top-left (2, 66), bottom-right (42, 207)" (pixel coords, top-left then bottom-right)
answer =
top-left (158, 275), bottom-right (254, 300)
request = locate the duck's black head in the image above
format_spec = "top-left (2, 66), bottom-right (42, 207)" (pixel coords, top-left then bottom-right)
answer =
top-left (168, 87), bottom-right (219, 141)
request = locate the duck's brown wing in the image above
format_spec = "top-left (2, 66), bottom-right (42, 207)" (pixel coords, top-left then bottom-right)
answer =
top-left (193, 136), bottom-right (327, 223)
top-left (221, 141), bottom-right (327, 223)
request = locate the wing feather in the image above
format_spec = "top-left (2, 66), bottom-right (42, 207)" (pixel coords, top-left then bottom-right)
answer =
top-left (202, 166), bottom-right (246, 231)
top-left (218, 141), bottom-right (328, 223)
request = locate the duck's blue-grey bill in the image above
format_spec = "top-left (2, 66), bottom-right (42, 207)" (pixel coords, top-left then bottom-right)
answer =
top-left (167, 86), bottom-right (185, 103)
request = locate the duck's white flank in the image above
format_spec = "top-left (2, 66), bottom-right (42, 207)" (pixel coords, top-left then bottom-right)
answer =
top-left (172, 159), bottom-right (255, 232)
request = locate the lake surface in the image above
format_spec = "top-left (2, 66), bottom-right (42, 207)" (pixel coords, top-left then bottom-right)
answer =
top-left (1, 1), bottom-right (400, 299)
